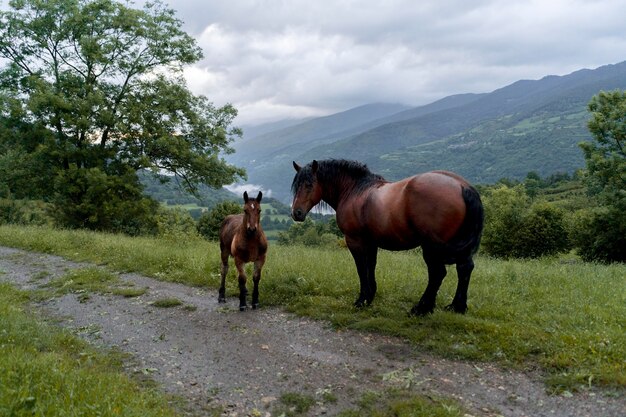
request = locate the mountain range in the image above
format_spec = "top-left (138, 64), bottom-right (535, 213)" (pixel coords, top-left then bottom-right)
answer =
top-left (227, 61), bottom-right (626, 202)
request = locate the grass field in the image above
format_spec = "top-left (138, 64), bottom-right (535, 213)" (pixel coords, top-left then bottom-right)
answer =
top-left (0, 282), bottom-right (186, 417)
top-left (0, 224), bottom-right (624, 396)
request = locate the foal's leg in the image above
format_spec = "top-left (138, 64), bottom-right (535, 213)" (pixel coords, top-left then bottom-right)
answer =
top-left (234, 258), bottom-right (248, 311)
top-left (251, 256), bottom-right (265, 309)
top-left (446, 257), bottom-right (474, 314)
top-left (410, 251), bottom-right (447, 316)
top-left (218, 249), bottom-right (229, 303)
top-left (348, 242), bottom-right (378, 307)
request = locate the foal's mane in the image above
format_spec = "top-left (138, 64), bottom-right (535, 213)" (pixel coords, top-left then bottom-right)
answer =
top-left (292, 159), bottom-right (386, 198)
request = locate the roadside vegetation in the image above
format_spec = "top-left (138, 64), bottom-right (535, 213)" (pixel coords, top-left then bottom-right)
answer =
top-left (0, 282), bottom-right (183, 417)
top-left (1, 224), bottom-right (624, 395)
top-left (0, 0), bottom-right (624, 413)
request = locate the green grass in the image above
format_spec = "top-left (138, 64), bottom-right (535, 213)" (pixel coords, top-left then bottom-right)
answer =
top-left (0, 282), bottom-right (181, 417)
top-left (337, 389), bottom-right (466, 417)
top-left (151, 298), bottom-right (183, 308)
top-left (1, 224), bottom-right (625, 393)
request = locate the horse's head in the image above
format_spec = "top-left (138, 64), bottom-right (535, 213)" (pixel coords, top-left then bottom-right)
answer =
top-left (243, 191), bottom-right (263, 235)
top-left (291, 160), bottom-right (322, 222)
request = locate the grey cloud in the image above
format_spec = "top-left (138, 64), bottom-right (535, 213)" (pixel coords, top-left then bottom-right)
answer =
top-left (153, 0), bottom-right (626, 124)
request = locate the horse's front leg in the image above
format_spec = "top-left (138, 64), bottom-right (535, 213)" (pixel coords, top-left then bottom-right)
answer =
top-left (347, 242), bottom-right (378, 307)
top-left (251, 256), bottom-right (265, 309)
top-left (218, 250), bottom-right (229, 303)
top-left (234, 258), bottom-right (248, 311)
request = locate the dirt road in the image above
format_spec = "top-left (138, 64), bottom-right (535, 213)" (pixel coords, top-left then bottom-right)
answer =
top-left (0, 246), bottom-right (623, 416)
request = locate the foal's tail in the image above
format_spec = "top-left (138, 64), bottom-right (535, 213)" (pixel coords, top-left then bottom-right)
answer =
top-left (448, 186), bottom-right (484, 256)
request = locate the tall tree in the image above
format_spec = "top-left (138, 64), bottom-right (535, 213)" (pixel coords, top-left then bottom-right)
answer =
top-left (575, 90), bottom-right (626, 262)
top-left (582, 90), bottom-right (626, 199)
top-left (0, 0), bottom-right (245, 231)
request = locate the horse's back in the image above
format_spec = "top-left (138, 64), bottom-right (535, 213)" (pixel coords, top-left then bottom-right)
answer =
top-left (405, 172), bottom-right (469, 241)
top-left (359, 171), bottom-right (470, 248)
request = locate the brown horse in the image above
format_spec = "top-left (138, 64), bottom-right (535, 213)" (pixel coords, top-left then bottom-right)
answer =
top-left (291, 159), bottom-right (483, 315)
top-left (219, 191), bottom-right (268, 311)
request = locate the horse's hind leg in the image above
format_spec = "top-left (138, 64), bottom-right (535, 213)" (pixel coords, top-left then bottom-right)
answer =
top-left (411, 251), bottom-right (446, 316)
top-left (446, 257), bottom-right (474, 314)
top-left (251, 257), bottom-right (265, 309)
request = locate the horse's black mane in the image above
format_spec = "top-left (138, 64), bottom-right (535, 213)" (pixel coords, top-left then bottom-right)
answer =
top-left (291, 159), bottom-right (386, 197)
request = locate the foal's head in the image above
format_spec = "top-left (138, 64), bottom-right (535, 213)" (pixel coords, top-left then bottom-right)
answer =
top-left (243, 191), bottom-right (263, 235)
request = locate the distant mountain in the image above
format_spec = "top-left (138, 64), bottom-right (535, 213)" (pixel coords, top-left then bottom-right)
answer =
top-left (228, 61), bottom-right (626, 202)
top-left (230, 102), bottom-right (411, 163)
top-left (239, 117), bottom-right (313, 142)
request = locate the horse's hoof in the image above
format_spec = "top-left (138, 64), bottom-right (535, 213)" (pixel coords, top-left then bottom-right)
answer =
top-left (218, 297), bottom-right (226, 303)
top-left (252, 303), bottom-right (259, 310)
top-left (409, 304), bottom-right (434, 316)
top-left (444, 303), bottom-right (467, 314)
top-left (239, 305), bottom-right (247, 312)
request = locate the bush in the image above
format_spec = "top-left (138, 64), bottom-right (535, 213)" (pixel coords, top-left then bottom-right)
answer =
top-left (0, 198), bottom-right (54, 226)
top-left (52, 166), bottom-right (159, 236)
top-left (155, 207), bottom-right (198, 240)
top-left (277, 217), bottom-right (342, 247)
top-left (516, 203), bottom-right (570, 258)
top-left (570, 203), bottom-right (626, 263)
top-left (482, 185), bottom-right (570, 259)
top-left (481, 185), bottom-right (527, 258)
top-left (196, 200), bottom-right (242, 240)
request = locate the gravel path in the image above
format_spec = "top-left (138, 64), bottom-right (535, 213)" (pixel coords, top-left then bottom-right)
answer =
top-left (0, 246), bottom-right (623, 417)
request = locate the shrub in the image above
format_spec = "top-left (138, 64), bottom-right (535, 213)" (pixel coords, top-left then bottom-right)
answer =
top-left (155, 207), bottom-right (198, 239)
top-left (482, 185), bottom-right (570, 259)
top-left (516, 203), bottom-right (570, 258)
top-left (570, 202), bottom-right (626, 263)
top-left (52, 166), bottom-right (158, 236)
top-left (196, 200), bottom-right (242, 240)
top-left (481, 185), bottom-right (527, 258)
top-left (277, 217), bottom-right (342, 247)
top-left (0, 198), bottom-right (54, 226)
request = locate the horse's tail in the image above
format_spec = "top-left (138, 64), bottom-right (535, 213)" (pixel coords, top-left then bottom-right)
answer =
top-left (447, 185), bottom-right (484, 256)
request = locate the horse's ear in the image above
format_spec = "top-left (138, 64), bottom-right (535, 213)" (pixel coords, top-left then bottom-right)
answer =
top-left (312, 160), bottom-right (318, 174)
top-left (256, 191), bottom-right (263, 202)
top-left (243, 191), bottom-right (249, 203)
top-left (293, 161), bottom-right (301, 172)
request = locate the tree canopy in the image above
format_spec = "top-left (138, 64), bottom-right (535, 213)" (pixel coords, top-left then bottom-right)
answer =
top-left (0, 0), bottom-right (245, 232)
top-left (574, 90), bottom-right (626, 262)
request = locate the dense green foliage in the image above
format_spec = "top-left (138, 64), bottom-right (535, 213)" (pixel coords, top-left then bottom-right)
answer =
top-left (481, 184), bottom-right (570, 259)
top-left (0, 0), bottom-right (244, 233)
top-left (573, 90), bottom-right (626, 263)
top-left (196, 200), bottom-right (243, 240)
top-left (1, 224), bottom-right (625, 393)
top-left (277, 216), bottom-right (342, 246)
top-left (154, 207), bottom-right (198, 239)
top-left (0, 198), bottom-right (53, 226)
top-left (51, 166), bottom-right (160, 235)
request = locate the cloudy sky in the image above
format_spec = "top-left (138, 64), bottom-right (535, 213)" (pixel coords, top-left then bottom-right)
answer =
top-left (159, 0), bottom-right (626, 125)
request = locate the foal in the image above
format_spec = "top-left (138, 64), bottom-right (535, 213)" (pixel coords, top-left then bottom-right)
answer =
top-left (219, 191), bottom-right (268, 311)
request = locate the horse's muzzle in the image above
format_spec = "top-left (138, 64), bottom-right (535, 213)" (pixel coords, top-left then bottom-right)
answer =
top-left (292, 208), bottom-right (306, 222)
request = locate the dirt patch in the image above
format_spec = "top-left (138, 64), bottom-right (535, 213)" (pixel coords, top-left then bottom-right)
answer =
top-left (1, 246), bottom-right (624, 417)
